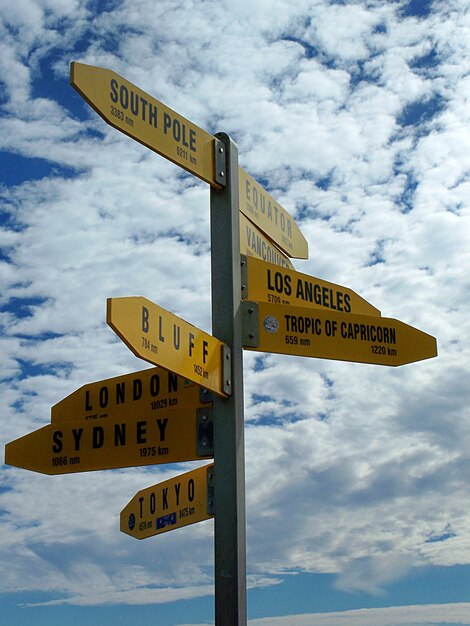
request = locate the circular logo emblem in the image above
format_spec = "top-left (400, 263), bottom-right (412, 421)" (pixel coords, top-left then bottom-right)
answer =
top-left (128, 513), bottom-right (135, 531)
top-left (263, 316), bottom-right (279, 334)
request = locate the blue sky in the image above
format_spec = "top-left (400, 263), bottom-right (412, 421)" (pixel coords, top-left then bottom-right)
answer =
top-left (1, 0), bottom-right (470, 625)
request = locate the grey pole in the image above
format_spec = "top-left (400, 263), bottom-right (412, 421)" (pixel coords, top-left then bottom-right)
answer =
top-left (210, 132), bottom-right (247, 626)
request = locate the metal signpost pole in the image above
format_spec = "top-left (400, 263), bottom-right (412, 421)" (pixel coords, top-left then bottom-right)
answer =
top-left (210, 132), bottom-right (247, 625)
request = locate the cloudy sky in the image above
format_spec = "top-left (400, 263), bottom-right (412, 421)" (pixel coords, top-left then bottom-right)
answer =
top-left (1, 0), bottom-right (470, 624)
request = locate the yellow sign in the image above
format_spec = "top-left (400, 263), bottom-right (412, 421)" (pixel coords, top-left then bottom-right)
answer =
top-left (5, 407), bottom-right (213, 474)
top-left (121, 464), bottom-right (214, 539)
top-left (107, 297), bottom-right (229, 397)
top-left (71, 62), bottom-right (218, 187)
top-left (51, 367), bottom-right (211, 423)
top-left (242, 255), bottom-right (380, 317)
top-left (239, 168), bottom-right (308, 259)
top-left (240, 214), bottom-right (294, 270)
top-left (243, 301), bottom-right (437, 366)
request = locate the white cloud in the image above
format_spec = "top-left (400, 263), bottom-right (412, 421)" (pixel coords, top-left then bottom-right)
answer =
top-left (1, 0), bottom-right (470, 616)
top-left (178, 602), bottom-right (470, 626)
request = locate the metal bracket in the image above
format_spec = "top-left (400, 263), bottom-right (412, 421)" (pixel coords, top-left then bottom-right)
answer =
top-left (240, 254), bottom-right (248, 300)
top-left (206, 465), bottom-right (214, 516)
top-left (242, 301), bottom-right (259, 347)
top-left (199, 387), bottom-right (213, 404)
top-left (222, 344), bottom-right (232, 396)
top-left (214, 136), bottom-right (227, 188)
top-left (197, 407), bottom-right (214, 457)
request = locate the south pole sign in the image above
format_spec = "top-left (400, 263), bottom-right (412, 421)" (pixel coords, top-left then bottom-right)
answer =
top-left (3, 62), bottom-right (438, 626)
top-left (71, 62), bottom-right (219, 187)
top-left (71, 62), bottom-right (307, 260)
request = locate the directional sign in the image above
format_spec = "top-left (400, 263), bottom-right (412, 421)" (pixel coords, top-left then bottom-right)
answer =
top-left (107, 297), bottom-right (230, 397)
top-left (51, 367), bottom-right (211, 423)
top-left (240, 214), bottom-right (294, 270)
top-left (121, 464), bottom-right (214, 539)
top-left (243, 301), bottom-right (437, 366)
top-left (239, 168), bottom-right (308, 259)
top-left (71, 62), bottom-right (218, 187)
top-left (242, 255), bottom-right (381, 317)
top-left (71, 62), bottom-right (309, 260)
top-left (5, 407), bottom-right (213, 475)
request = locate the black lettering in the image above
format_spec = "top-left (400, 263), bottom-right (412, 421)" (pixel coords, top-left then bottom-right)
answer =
top-left (203, 340), bottom-right (208, 364)
top-left (140, 97), bottom-right (148, 121)
top-left (110, 79), bottom-right (118, 103)
top-left (133, 378), bottom-right (143, 401)
top-left (189, 128), bottom-right (196, 152)
top-left (162, 487), bottom-right (168, 510)
top-left (149, 103), bottom-right (157, 128)
top-left (174, 482), bottom-right (181, 506)
top-left (168, 372), bottom-right (178, 393)
top-left (156, 418), bottom-right (168, 442)
top-left (130, 91), bottom-right (139, 116)
top-left (172, 118), bottom-right (181, 142)
top-left (188, 478), bottom-right (195, 502)
top-left (92, 427), bottom-right (104, 449)
top-left (285, 315), bottom-right (292, 332)
top-left (163, 112), bottom-right (171, 135)
top-left (85, 390), bottom-right (92, 411)
top-left (336, 291), bottom-right (344, 312)
top-left (150, 374), bottom-right (160, 397)
top-left (173, 324), bottom-right (181, 350)
top-left (136, 421), bottom-right (147, 444)
top-left (284, 274), bottom-right (292, 296)
top-left (150, 492), bottom-right (156, 514)
top-left (52, 430), bottom-right (63, 453)
top-left (142, 306), bottom-right (149, 333)
top-left (114, 423), bottom-right (126, 447)
top-left (99, 386), bottom-right (108, 409)
top-left (120, 84), bottom-right (129, 109)
top-left (313, 284), bottom-right (322, 306)
top-left (267, 269), bottom-right (275, 292)
top-left (116, 382), bottom-right (125, 405)
top-left (72, 428), bottom-right (83, 451)
top-left (303, 281), bottom-right (313, 303)
top-left (181, 123), bottom-right (188, 147)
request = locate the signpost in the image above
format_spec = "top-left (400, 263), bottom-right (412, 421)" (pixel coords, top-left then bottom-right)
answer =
top-left (121, 464), bottom-right (214, 539)
top-left (239, 168), bottom-right (308, 259)
top-left (242, 255), bottom-right (380, 316)
top-left (5, 407), bottom-right (213, 474)
top-left (107, 296), bottom-right (230, 398)
top-left (243, 301), bottom-right (437, 366)
top-left (240, 214), bottom-right (294, 270)
top-left (3, 61), bottom-right (439, 626)
top-left (51, 367), bottom-right (211, 423)
top-left (71, 62), bottom-right (219, 187)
